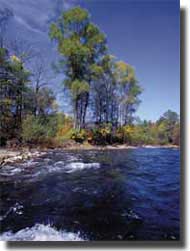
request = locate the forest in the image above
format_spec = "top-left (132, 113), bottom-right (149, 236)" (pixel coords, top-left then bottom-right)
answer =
top-left (0, 7), bottom-right (180, 148)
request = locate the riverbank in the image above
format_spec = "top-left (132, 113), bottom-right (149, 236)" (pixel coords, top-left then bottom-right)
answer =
top-left (0, 143), bottom-right (179, 167)
top-left (0, 149), bottom-right (47, 167)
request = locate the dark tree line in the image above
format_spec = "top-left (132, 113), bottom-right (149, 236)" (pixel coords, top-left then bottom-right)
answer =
top-left (0, 7), bottom-right (57, 145)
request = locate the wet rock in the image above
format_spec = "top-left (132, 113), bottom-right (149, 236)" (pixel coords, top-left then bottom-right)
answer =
top-left (170, 235), bottom-right (176, 240)
top-left (164, 233), bottom-right (177, 240)
top-left (117, 234), bottom-right (123, 240)
top-left (0, 149), bottom-right (47, 167)
top-left (125, 234), bottom-right (135, 240)
top-left (6, 139), bottom-right (20, 149)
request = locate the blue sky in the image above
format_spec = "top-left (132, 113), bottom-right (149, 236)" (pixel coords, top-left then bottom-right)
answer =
top-left (0, 0), bottom-right (180, 121)
top-left (79, 0), bottom-right (180, 121)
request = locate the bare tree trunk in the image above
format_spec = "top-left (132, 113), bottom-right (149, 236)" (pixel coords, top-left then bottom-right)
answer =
top-left (74, 98), bottom-right (78, 130)
top-left (81, 92), bottom-right (89, 128)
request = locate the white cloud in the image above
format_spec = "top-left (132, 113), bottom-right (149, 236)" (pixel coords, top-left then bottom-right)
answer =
top-left (0, 0), bottom-right (76, 34)
top-left (14, 16), bottom-right (44, 34)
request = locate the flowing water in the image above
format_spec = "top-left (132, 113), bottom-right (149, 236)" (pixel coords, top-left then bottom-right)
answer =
top-left (0, 148), bottom-right (180, 241)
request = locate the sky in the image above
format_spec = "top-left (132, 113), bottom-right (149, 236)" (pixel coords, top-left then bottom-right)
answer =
top-left (0, 0), bottom-right (180, 121)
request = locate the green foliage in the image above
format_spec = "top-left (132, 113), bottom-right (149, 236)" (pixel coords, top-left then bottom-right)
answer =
top-left (49, 23), bottom-right (62, 41)
top-left (172, 123), bottom-right (180, 145)
top-left (0, 48), bottom-right (31, 144)
top-left (35, 87), bottom-right (57, 115)
top-left (0, 6), bottom-right (180, 149)
top-left (49, 6), bottom-right (106, 129)
top-left (90, 124), bottom-right (112, 145)
top-left (21, 114), bottom-right (65, 144)
top-left (90, 64), bottom-right (103, 78)
top-left (50, 7), bottom-right (142, 130)
top-left (115, 61), bottom-right (137, 84)
top-left (71, 80), bottom-right (90, 99)
top-left (91, 54), bottom-right (142, 126)
top-left (156, 110), bottom-right (179, 144)
top-left (55, 114), bottom-right (74, 141)
top-left (62, 7), bottom-right (89, 25)
top-left (22, 115), bottom-right (47, 143)
top-left (82, 112), bottom-right (180, 146)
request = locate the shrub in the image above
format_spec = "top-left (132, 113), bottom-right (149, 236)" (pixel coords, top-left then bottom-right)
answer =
top-left (116, 125), bottom-right (135, 144)
top-left (71, 129), bottom-right (87, 143)
top-left (90, 124), bottom-right (112, 145)
top-left (172, 124), bottom-right (180, 145)
top-left (22, 113), bottom-right (75, 145)
top-left (22, 115), bottom-right (47, 143)
top-left (56, 114), bottom-right (73, 141)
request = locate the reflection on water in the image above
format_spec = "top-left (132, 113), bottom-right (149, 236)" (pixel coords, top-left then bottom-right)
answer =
top-left (0, 148), bottom-right (180, 241)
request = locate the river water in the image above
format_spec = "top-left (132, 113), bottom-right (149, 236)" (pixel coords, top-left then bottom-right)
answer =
top-left (0, 148), bottom-right (180, 241)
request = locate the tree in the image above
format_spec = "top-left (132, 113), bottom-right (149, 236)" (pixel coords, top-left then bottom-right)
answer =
top-left (35, 87), bottom-right (57, 116)
top-left (157, 110), bottom-right (179, 144)
top-left (172, 123), bottom-right (180, 145)
top-left (28, 57), bottom-right (54, 116)
top-left (91, 55), bottom-right (141, 127)
top-left (0, 48), bottom-right (30, 144)
top-left (7, 37), bottom-right (37, 64)
top-left (91, 55), bottom-right (115, 124)
top-left (115, 61), bottom-right (142, 125)
top-left (49, 7), bottom-right (107, 129)
top-left (158, 110), bottom-right (179, 125)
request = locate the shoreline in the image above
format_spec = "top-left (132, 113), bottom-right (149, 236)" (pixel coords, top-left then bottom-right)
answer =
top-left (0, 149), bottom-right (47, 167)
top-left (0, 144), bottom-right (179, 167)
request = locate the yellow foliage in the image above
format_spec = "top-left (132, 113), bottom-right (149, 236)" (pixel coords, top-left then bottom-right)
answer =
top-left (116, 61), bottom-right (127, 72)
top-left (11, 55), bottom-right (21, 63)
top-left (100, 127), bottom-right (111, 136)
top-left (122, 125), bottom-right (134, 135)
top-left (56, 118), bottom-right (73, 138)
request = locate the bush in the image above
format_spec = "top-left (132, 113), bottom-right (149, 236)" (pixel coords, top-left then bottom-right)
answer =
top-left (22, 115), bottom-right (48, 143)
top-left (116, 125), bottom-right (154, 146)
top-left (22, 113), bottom-right (75, 145)
top-left (90, 124), bottom-right (112, 145)
top-left (56, 114), bottom-right (73, 141)
top-left (71, 129), bottom-right (87, 143)
top-left (172, 124), bottom-right (180, 145)
top-left (116, 125), bottom-right (134, 144)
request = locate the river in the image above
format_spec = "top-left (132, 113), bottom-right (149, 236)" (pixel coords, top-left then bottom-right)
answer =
top-left (0, 148), bottom-right (180, 241)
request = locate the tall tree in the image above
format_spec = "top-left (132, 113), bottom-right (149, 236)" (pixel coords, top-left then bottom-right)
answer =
top-left (157, 110), bottom-right (179, 143)
top-left (29, 57), bottom-right (53, 116)
top-left (115, 61), bottom-right (142, 125)
top-left (0, 48), bottom-right (30, 143)
top-left (91, 55), bottom-right (117, 125)
top-left (49, 7), bottom-right (107, 129)
top-left (91, 56), bottom-right (142, 126)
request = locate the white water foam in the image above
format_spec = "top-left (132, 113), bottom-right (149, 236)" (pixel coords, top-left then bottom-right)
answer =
top-left (64, 162), bottom-right (100, 173)
top-left (52, 161), bottom-right (100, 173)
top-left (0, 160), bottom-right (101, 179)
top-left (23, 160), bottom-right (39, 167)
top-left (0, 166), bottom-right (22, 176)
top-left (0, 224), bottom-right (84, 241)
top-left (54, 161), bottom-right (65, 166)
